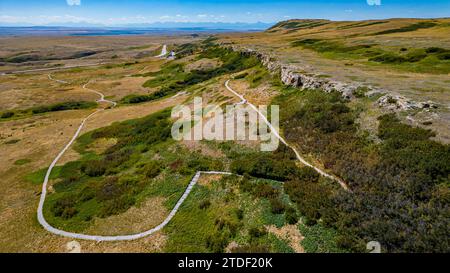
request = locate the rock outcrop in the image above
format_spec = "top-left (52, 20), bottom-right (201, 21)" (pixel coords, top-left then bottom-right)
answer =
top-left (223, 43), bottom-right (438, 111)
top-left (377, 95), bottom-right (437, 111)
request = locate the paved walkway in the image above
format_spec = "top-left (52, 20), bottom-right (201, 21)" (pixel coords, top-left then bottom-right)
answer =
top-left (36, 47), bottom-right (235, 242)
top-left (36, 49), bottom-right (348, 242)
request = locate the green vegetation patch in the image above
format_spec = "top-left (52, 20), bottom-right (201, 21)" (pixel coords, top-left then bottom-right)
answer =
top-left (164, 175), bottom-right (297, 253)
top-left (291, 38), bottom-right (450, 74)
top-left (40, 108), bottom-right (229, 232)
top-left (1, 101), bottom-right (97, 121)
top-left (268, 20), bottom-right (329, 31)
top-left (122, 45), bottom-right (260, 104)
top-left (373, 21), bottom-right (438, 35)
top-left (337, 21), bottom-right (388, 30)
top-left (273, 87), bottom-right (450, 253)
top-left (14, 159), bottom-right (32, 166)
top-left (30, 101), bottom-right (97, 114)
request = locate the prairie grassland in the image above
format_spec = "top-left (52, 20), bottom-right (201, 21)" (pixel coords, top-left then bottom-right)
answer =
top-left (218, 18), bottom-right (450, 103)
top-left (0, 35), bottom-right (198, 252)
top-left (218, 18), bottom-right (450, 143)
top-left (2, 29), bottom-right (448, 253)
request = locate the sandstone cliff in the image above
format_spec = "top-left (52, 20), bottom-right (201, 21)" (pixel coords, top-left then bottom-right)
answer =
top-left (224, 44), bottom-right (437, 111)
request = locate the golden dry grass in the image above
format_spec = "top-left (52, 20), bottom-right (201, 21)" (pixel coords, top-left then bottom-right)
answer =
top-left (266, 224), bottom-right (305, 253)
top-left (85, 197), bottom-right (168, 236)
top-left (217, 18), bottom-right (450, 143)
top-left (0, 93), bottom-right (187, 252)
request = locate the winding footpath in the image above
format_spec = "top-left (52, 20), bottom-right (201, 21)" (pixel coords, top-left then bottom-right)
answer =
top-left (155, 45), bottom-right (168, 58)
top-left (37, 46), bottom-right (230, 242)
top-left (224, 80), bottom-right (348, 190)
top-left (36, 46), bottom-right (347, 242)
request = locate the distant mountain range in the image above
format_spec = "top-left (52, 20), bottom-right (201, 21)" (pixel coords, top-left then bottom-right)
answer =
top-left (0, 21), bottom-right (273, 30)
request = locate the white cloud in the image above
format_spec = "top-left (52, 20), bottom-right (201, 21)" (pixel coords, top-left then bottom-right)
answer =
top-left (66, 0), bottom-right (81, 6)
top-left (367, 0), bottom-right (381, 6)
top-left (0, 14), bottom-right (92, 24)
top-left (197, 14), bottom-right (208, 18)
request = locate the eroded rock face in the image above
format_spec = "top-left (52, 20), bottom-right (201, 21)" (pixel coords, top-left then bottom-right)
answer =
top-left (280, 66), bottom-right (358, 99)
top-left (223, 43), bottom-right (438, 111)
top-left (377, 95), bottom-right (437, 111)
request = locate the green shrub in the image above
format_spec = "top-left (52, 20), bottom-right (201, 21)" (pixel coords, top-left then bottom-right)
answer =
top-left (230, 244), bottom-right (270, 253)
top-left (276, 87), bottom-right (450, 252)
top-left (374, 22), bottom-right (437, 35)
top-left (81, 160), bottom-right (107, 177)
top-left (437, 52), bottom-right (450, 60)
top-left (425, 47), bottom-right (447, 54)
top-left (285, 178), bottom-right (332, 225)
top-left (31, 101), bottom-right (96, 114)
top-left (199, 199), bottom-right (211, 210)
top-left (269, 197), bottom-right (286, 214)
top-left (254, 183), bottom-right (278, 198)
top-left (235, 208), bottom-right (244, 220)
top-left (369, 53), bottom-right (407, 63)
top-left (234, 72), bottom-right (248, 79)
top-left (285, 207), bottom-right (299, 224)
top-left (1, 111), bottom-right (14, 119)
top-left (46, 109), bottom-right (174, 224)
top-left (206, 232), bottom-right (230, 253)
top-left (143, 161), bottom-right (162, 178)
top-left (404, 49), bottom-right (427, 62)
top-left (249, 227), bottom-right (267, 239)
top-left (230, 150), bottom-right (299, 181)
top-left (51, 195), bottom-right (78, 219)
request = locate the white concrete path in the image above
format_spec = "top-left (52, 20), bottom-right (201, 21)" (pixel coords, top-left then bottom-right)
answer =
top-left (36, 46), bottom-right (233, 242)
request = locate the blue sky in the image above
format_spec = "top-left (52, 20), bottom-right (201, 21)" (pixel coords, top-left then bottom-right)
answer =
top-left (0, 0), bottom-right (449, 25)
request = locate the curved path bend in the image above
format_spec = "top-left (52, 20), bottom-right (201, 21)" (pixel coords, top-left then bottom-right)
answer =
top-left (37, 47), bottom-right (234, 242)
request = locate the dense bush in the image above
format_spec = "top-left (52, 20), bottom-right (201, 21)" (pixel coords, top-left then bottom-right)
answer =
top-left (199, 199), bottom-right (211, 210)
top-left (175, 43), bottom-right (200, 58)
top-left (81, 160), bottom-right (107, 177)
top-left (51, 196), bottom-right (78, 219)
top-left (285, 207), bottom-right (299, 225)
top-left (269, 197), bottom-right (286, 214)
top-left (206, 232), bottom-right (230, 253)
top-left (31, 101), bottom-right (96, 114)
top-left (205, 215), bottom-right (240, 252)
top-left (285, 172), bottom-right (333, 226)
top-left (186, 152), bottom-right (224, 172)
top-left (230, 244), bottom-right (270, 253)
top-left (1, 111), bottom-right (14, 119)
top-left (143, 160), bottom-right (163, 178)
top-left (234, 72), bottom-right (248, 79)
top-left (374, 22), bottom-right (437, 35)
top-left (249, 227), bottom-right (267, 239)
top-left (278, 88), bottom-right (450, 252)
top-left (230, 147), bottom-right (299, 181)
